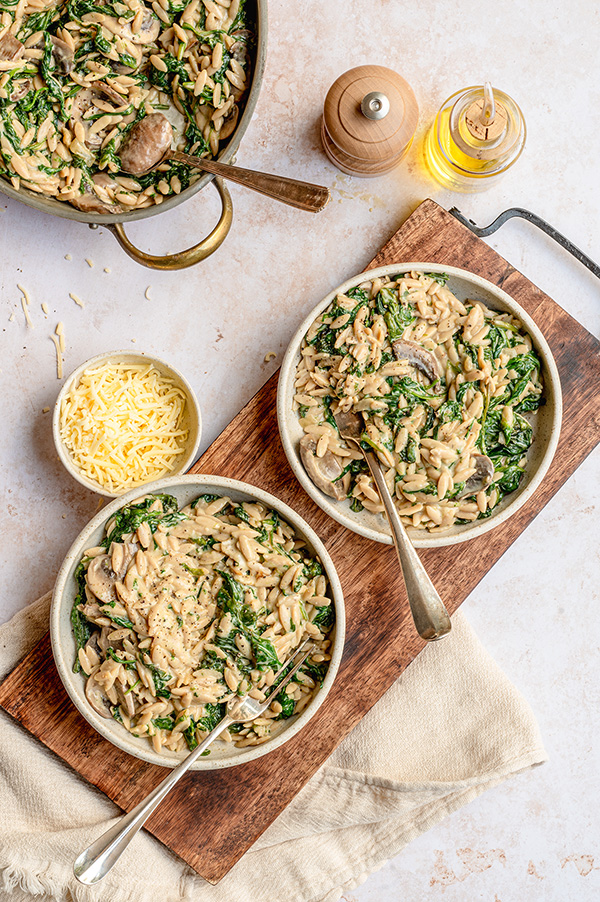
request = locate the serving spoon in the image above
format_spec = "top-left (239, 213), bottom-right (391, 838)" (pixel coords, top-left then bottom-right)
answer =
top-left (74, 639), bottom-right (314, 884)
top-left (334, 409), bottom-right (451, 641)
top-left (119, 113), bottom-right (330, 213)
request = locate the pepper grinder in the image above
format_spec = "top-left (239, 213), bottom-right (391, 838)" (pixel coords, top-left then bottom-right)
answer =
top-left (321, 65), bottom-right (419, 177)
top-left (424, 82), bottom-right (527, 191)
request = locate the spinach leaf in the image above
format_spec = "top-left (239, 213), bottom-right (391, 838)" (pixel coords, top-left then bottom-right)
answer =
top-left (102, 611), bottom-right (134, 629)
top-left (103, 494), bottom-right (182, 547)
top-left (302, 659), bottom-right (329, 687)
top-left (251, 635), bottom-right (280, 671)
top-left (106, 648), bottom-right (137, 670)
top-left (482, 410), bottom-right (533, 464)
top-left (198, 702), bottom-right (226, 732)
top-left (394, 376), bottom-right (437, 405)
top-left (437, 400), bottom-right (462, 422)
top-left (71, 557), bottom-right (92, 673)
top-left (303, 559), bottom-right (323, 579)
top-left (349, 497), bottom-right (363, 512)
top-left (142, 659), bottom-right (173, 699)
top-left (153, 715), bottom-right (176, 730)
top-left (487, 325), bottom-right (508, 361)
top-left (275, 691), bottom-right (295, 719)
top-left (308, 323), bottom-right (337, 355)
top-left (347, 286), bottom-right (370, 304)
top-left (496, 465), bottom-right (524, 494)
top-left (424, 272), bottom-right (449, 285)
top-left (455, 382), bottom-right (470, 404)
top-left (375, 287), bottom-right (415, 339)
top-left (183, 722), bottom-right (198, 750)
top-left (233, 505), bottom-right (251, 522)
top-left (332, 457), bottom-right (368, 484)
top-left (191, 493), bottom-right (220, 508)
top-left (313, 603), bottom-right (335, 632)
top-left (400, 436), bottom-right (417, 464)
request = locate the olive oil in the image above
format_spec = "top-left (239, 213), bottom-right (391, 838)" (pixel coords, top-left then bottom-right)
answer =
top-left (424, 83), bottom-right (526, 192)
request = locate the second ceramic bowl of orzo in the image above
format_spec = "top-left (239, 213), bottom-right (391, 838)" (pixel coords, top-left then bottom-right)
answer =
top-left (51, 475), bottom-right (344, 770)
top-left (277, 263), bottom-right (562, 548)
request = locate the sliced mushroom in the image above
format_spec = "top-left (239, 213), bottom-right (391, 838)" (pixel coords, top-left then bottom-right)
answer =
top-left (9, 78), bottom-right (32, 102)
top-left (457, 454), bottom-right (495, 498)
top-left (86, 554), bottom-right (118, 604)
top-left (69, 88), bottom-right (110, 149)
top-left (118, 10), bottom-right (160, 44)
top-left (84, 631), bottom-right (102, 657)
top-left (85, 673), bottom-right (113, 718)
top-left (70, 191), bottom-right (120, 215)
top-left (391, 339), bottom-right (440, 383)
top-left (299, 434), bottom-right (345, 501)
top-left (119, 113), bottom-right (172, 176)
top-left (50, 35), bottom-right (74, 75)
top-left (110, 541), bottom-right (137, 579)
top-left (81, 601), bottom-right (103, 620)
top-left (117, 684), bottom-right (136, 718)
top-left (113, 42), bottom-right (143, 74)
top-left (0, 34), bottom-right (24, 62)
top-left (90, 79), bottom-right (127, 106)
top-left (70, 172), bottom-right (123, 214)
top-left (218, 103), bottom-right (239, 140)
top-left (230, 31), bottom-right (251, 66)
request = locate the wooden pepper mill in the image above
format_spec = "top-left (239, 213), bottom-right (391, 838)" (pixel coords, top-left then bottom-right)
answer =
top-left (321, 65), bottom-right (419, 177)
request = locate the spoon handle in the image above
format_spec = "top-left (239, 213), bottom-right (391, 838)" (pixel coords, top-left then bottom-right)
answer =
top-left (169, 151), bottom-right (330, 213)
top-left (363, 449), bottom-right (452, 641)
top-left (73, 714), bottom-right (233, 885)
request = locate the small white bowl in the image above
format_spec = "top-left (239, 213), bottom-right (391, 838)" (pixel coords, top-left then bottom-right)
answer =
top-left (52, 350), bottom-right (202, 498)
top-left (277, 263), bottom-right (562, 548)
top-left (50, 475), bottom-right (345, 770)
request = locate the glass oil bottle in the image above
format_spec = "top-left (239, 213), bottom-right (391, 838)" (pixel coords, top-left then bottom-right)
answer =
top-left (424, 82), bottom-right (526, 191)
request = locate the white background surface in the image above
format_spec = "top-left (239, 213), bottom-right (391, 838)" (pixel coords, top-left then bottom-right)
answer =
top-left (1, 0), bottom-right (599, 899)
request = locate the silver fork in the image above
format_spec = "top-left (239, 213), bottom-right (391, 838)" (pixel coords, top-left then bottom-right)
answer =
top-left (74, 640), bottom-right (314, 885)
top-left (334, 410), bottom-right (451, 641)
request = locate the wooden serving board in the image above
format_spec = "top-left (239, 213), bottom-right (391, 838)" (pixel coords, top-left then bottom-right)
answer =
top-left (1, 200), bottom-right (599, 884)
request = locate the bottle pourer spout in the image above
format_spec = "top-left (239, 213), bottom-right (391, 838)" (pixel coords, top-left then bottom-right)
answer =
top-left (481, 81), bottom-right (496, 126)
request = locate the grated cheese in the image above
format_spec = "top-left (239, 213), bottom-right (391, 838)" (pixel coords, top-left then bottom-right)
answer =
top-left (145, 285), bottom-right (152, 300)
top-left (86, 258), bottom-right (94, 268)
top-left (21, 296), bottom-right (33, 328)
top-left (56, 321), bottom-right (65, 352)
top-left (70, 292), bottom-right (85, 308)
top-left (50, 333), bottom-right (63, 379)
top-left (18, 284), bottom-right (33, 328)
top-left (41, 302), bottom-right (49, 316)
top-left (59, 362), bottom-right (189, 494)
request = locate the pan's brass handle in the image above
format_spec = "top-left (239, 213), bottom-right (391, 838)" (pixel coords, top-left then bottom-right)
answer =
top-left (104, 177), bottom-right (232, 270)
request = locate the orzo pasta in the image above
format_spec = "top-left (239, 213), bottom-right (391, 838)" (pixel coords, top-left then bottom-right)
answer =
top-left (0, 0), bottom-right (252, 211)
top-left (294, 270), bottom-right (545, 533)
top-left (72, 491), bottom-right (335, 753)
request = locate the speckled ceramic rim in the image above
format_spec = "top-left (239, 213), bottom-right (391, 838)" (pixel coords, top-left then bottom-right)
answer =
top-left (50, 474), bottom-right (345, 770)
top-left (52, 350), bottom-right (202, 498)
top-left (277, 262), bottom-right (563, 548)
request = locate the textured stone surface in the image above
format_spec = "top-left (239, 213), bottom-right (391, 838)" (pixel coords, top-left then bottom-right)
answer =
top-left (0, 0), bottom-right (598, 898)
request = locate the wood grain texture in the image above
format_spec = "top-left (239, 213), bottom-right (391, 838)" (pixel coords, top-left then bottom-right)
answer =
top-left (1, 199), bottom-right (599, 884)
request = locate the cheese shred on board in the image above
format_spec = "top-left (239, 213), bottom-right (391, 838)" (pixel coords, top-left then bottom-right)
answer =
top-left (59, 363), bottom-right (189, 494)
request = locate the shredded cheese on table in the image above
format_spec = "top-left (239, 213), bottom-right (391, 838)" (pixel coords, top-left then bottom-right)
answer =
top-left (59, 362), bottom-right (190, 494)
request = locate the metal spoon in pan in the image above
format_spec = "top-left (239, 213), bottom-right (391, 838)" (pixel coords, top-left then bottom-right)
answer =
top-left (118, 113), bottom-right (330, 213)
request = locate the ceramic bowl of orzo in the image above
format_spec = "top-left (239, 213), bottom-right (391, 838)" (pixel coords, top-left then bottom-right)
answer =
top-left (277, 263), bottom-right (562, 548)
top-left (51, 475), bottom-right (344, 770)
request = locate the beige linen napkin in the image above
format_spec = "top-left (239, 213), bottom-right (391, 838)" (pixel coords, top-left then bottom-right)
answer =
top-left (0, 592), bottom-right (546, 902)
